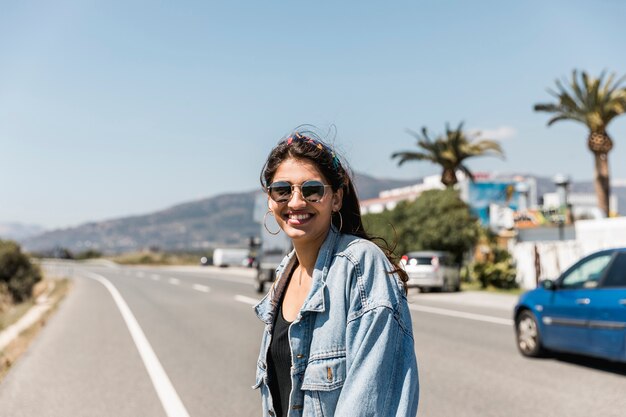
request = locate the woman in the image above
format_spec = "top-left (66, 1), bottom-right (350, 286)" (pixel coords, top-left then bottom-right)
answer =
top-left (254, 130), bottom-right (419, 417)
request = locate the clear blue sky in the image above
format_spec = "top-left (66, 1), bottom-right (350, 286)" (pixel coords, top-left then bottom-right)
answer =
top-left (1, 0), bottom-right (625, 229)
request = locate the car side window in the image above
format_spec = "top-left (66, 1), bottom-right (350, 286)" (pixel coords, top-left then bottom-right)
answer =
top-left (600, 252), bottom-right (626, 288)
top-left (560, 254), bottom-right (613, 290)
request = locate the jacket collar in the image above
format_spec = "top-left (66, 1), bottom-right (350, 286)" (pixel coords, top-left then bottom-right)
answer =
top-left (254, 225), bottom-right (340, 324)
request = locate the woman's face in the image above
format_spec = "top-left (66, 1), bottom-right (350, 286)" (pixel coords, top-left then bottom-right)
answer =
top-left (268, 158), bottom-right (342, 247)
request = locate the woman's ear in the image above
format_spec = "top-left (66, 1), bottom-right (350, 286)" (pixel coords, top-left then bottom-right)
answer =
top-left (332, 188), bottom-right (343, 212)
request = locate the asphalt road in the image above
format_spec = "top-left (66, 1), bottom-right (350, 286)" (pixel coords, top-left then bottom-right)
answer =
top-left (1, 260), bottom-right (625, 417)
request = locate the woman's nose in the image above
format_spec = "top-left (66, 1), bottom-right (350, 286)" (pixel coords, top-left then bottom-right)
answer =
top-left (287, 188), bottom-right (307, 207)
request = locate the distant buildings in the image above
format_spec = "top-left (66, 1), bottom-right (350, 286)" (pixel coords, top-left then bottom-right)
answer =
top-left (360, 172), bottom-right (619, 235)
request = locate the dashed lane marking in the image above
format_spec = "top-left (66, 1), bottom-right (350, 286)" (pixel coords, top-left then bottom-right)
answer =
top-left (409, 304), bottom-right (513, 326)
top-left (168, 278), bottom-right (180, 285)
top-left (85, 272), bottom-right (190, 417)
top-left (234, 295), bottom-right (260, 306)
top-left (192, 284), bottom-right (210, 293)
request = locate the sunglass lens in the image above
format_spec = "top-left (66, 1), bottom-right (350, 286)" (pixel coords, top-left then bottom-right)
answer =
top-left (302, 181), bottom-right (326, 202)
top-left (269, 182), bottom-right (291, 202)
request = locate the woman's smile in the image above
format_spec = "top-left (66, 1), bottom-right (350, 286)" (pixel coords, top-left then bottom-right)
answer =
top-left (285, 211), bottom-right (314, 225)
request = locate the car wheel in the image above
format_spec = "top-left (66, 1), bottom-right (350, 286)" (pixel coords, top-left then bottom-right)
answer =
top-left (516, 310), bottom-right (545, 357)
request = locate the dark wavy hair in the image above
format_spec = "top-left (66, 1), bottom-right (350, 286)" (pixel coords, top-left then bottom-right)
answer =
top-left (260, 127), bottom-right (409, 292)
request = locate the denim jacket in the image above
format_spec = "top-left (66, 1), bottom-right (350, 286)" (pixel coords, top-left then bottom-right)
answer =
top-left (254, 226), bottom-right (419, 417)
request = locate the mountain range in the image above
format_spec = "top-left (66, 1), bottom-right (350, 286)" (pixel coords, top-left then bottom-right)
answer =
top-left (10, 173), bottom-right (626, 254)
top-left (17, 173), bottom-right (417, 254)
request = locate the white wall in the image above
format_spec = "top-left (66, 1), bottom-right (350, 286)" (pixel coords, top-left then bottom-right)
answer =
top-left (513, 217), bottom-right (626, 289)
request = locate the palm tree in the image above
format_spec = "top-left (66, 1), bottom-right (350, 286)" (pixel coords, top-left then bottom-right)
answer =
top-left (391, 122), bottom-right (504, 187)
top-left (534, 70), bottom-right (626, 216)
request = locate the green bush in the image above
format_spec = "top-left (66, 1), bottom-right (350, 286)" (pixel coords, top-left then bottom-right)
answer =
top-left (363, 188), bottom-right (481, 263)
top-left (74, 249), bottom-right (102, 260)
top-left (468, 247), bottom-right (517, 289)
top-left (0, 240), bottom-right (42, 302)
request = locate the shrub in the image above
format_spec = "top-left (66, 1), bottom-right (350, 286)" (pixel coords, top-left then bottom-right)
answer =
top-left (0, 240), bottom-right (42, 302)
top-left (468, 246), bottom-right (517, 289)
top-left (363, 188), bottom-right (481, 263)
top-left (74, 249), bottom-right (102, 260)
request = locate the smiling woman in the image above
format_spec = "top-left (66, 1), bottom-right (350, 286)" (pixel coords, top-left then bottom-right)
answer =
top-left (253, 129), bottom-right (419, 417)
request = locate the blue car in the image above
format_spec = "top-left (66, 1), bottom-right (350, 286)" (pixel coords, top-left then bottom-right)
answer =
top-left (514, 248), bottom-right (626, 363)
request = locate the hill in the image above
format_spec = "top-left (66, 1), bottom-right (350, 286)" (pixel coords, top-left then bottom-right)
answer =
top-left (21, 173), bottom-right (417, 253)
top-left (20, 173), bottom-right (626, 254)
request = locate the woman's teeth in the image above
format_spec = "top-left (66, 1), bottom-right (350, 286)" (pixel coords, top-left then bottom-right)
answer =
top-left (289, 213), bottom-right (311, 220)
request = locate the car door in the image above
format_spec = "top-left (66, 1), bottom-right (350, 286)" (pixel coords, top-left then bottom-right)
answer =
top-left (588, 252), bottom-right (626, 360)
top-left (541, 252), bottom-right (613, 354)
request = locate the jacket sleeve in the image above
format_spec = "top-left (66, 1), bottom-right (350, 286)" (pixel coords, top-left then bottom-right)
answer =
top-left (334, 304), bottom-right (419, 417)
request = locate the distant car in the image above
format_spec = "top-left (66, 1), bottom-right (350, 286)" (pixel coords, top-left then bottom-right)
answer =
top-left (401, 251), bottom-right (461, 292)
top-left (212, 248), bottom-right (250, 267)
top-left (514, 248), bottom-right (626, 363)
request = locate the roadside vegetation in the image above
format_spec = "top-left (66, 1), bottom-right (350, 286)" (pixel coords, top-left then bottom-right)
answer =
top-left (384, 123), bottom-right (519, 292)
top-left (0, 240), bottom-right (42, 308)
top-left (0, 239), bottom-right (72, 380)
top-left (108, 250), bottom-right (205, 266)
top-left (363, 188), bottom-right (481, 264)
top-left (0, 278), bottom-right (71, 381)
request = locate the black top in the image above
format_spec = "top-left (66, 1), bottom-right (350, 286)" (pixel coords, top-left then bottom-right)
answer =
top-left (267, 296), bottom-right (293, 417)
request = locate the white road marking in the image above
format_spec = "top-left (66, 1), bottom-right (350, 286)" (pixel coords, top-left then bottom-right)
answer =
top-left (85, 272), bottom-right (190, 417)
top-left (137, 272), bottom-right (145, 278)
top-left (235, 295), bottom-right (261, 306)
top-left (151, 274), bottom-right (161, 280)
top-left (409, 304), bottom-right (514, 326)
top-left (188, 273), bottom-right (252, 286)
top-left (168, 278), bottom-right (180, 285)
top-left (192, 284), bottom-right (210, 293)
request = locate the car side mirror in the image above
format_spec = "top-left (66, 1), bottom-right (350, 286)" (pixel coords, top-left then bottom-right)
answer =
top-left (540, 280), bottom-right (556, 290)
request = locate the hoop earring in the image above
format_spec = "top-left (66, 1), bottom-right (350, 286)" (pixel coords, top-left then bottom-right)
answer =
top-left (264, 210), bottom-right (281, 235)
top-left (333, 211), bottom-right (343, 232)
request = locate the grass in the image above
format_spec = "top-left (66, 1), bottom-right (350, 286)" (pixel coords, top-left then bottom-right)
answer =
top-left (461, 280), bottom-right (525, 296)
top-left (107, 251), bottom-right (203, 266)
top-left (0, 278), bottom-right (72, 381)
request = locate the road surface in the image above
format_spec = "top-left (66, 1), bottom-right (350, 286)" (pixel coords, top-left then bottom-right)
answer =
top-left (0, 260), bottom-right (624, 417)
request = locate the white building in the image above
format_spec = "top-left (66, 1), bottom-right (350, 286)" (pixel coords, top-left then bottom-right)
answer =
top-left (360, 175), bottom-right (445, 214)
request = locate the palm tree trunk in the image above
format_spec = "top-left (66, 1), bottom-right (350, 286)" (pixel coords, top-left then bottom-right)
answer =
top-left (593, 152), bottom-right (611, 216)
top-left (441, 168), bottom-right (457, 187)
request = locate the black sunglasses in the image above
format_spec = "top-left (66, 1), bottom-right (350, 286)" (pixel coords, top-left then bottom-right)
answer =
top-left (267, 180), bottom-right (332, 203)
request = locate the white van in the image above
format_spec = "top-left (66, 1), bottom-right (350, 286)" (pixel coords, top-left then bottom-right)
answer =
top-left (401, 251), bottom-right (461, 292)
top-left (212, 248), bottom-right (250, 267)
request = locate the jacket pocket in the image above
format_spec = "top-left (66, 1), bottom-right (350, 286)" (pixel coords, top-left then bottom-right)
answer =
top-left (301, 356), bottom-right (346, 417)
top-left (301, 355), bottom-right (346, 391)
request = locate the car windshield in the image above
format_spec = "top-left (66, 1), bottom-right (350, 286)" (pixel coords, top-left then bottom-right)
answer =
top-left (406, 255), bottom-right (436, 265)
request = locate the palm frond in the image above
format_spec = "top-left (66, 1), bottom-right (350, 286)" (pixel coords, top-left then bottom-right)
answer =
top-left (391, 151), bottom-right (435, 166)
top-left (535, 69), bottom-right (626, 131)
top-left (392, 121), bottom-right (505, 177)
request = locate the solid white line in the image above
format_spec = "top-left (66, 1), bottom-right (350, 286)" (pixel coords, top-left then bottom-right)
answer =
top-left (192, 284), bottom-right (210, 293)
top-left (85, 272), bottom-right (190, 417)
top-left (234, 295), bottom-right (260, 306)
top-left (168, 278), bottom-right (180, 285)
top-left (409, 304), bottom-right (514, 326)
